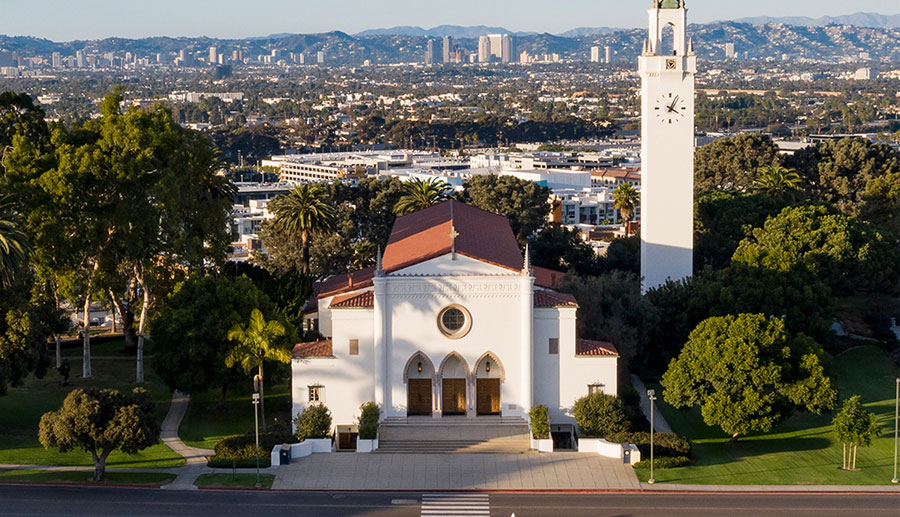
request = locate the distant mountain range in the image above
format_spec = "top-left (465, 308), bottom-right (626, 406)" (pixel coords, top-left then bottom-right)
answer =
top-left (355, 25), bottom-right (536, 38)
top-left (729, 12), bottom-right (900, 29)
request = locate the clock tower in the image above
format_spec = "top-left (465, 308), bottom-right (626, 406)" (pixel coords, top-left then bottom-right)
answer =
top-left (638, 0), bottom-right (696, 292)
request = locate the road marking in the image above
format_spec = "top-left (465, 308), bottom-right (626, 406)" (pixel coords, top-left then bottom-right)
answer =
top-left (421, 494), bottom-right (490, 516)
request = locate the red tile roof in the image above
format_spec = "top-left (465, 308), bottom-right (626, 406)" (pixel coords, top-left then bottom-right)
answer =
top-left (330, 290), bottom-right (374, 309)
top-left (292, 340), bottom-right (333, 358)
top-left (534, 290), bottom-right (578, 308)
top-left (533, 266), bottom-right (565, 289)
top-left (576, 339), bottom-right (618, 357)
top-left (382, 200), bottom-right (524, 274)
top-left (315, 267), bottom-right (376, 299)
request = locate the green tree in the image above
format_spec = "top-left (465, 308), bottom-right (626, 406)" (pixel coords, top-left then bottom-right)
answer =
top-left (38, 387), bottom-right (160, 481)
top-left (833, 395), bottom-right (881, 471)
top-left (732, 205), bottom-right (898, 295)
top-left (694, 133), bottom-right (778, 192)
top-left (787, 137), bottom-right (899, 209)
top-left (572, 392), bottom-right (629, 438)
top-left (857, 172), bottom-right (900, 240)
top-left (613, 183), bottom-right (639, 225)
top-left (530, 225), bottom-right (601, 276)
top-left (393, 177), bottom-right (452, 216)
top-left (0, 196), bottom-right (29, 288)
top-left (226, 309), bottom-right (291, 432)
top-left (661, 314), bottom-right (837, 441)
top-left (753, 163), bottom-right (803, 200)
top-left (271, 184), bottom-right (335, 273)
top-left (151, 275), bottom-right (294, 403)
top-left (694, 191), bottom-right (788, 270)
top-left (457, 175), bottom-right (550, 244)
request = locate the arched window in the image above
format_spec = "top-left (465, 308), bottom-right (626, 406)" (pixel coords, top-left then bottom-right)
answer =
top-left (660, 23), bottom-right (677, 56)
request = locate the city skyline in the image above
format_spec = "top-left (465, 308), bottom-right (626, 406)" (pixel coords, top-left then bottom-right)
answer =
top-left (0, 0), bottom-right (897, 41)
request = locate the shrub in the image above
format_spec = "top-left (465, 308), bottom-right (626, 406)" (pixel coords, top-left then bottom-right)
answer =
top-left (295, 404), bottom-right (332, 440)
top-left (209, 431), bottom-right (297, 468)
top-left (633, 456), bottom-right (691, 469)
top-left (358, 402), bottom-right (380, 440)
top-left (208, 456), bottom-right (271, 469)
top-left (529, 405), bottom-right (550, 439)
top-left (573, 392), bottom-right (629, 438)
top-left (605, 431), bottom-right (692, 458)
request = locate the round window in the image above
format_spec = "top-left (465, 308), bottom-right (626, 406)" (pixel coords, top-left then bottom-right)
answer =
top-left (437, 305), bottom-right (471, 339)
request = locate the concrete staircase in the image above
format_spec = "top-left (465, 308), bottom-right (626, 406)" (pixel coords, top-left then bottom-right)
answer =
top-left (375, 416), bottom-right (531, 454)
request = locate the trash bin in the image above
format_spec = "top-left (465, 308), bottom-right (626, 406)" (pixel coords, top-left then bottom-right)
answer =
top-left (279, 444), bottom-right (291, 465)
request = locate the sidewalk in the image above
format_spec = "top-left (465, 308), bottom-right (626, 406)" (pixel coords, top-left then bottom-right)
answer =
top-left (158, 390), bottom-right (216, 489)
top-left (631, 375), bottom-right (672, 433)
top-left (640, 482), bottom-right (900, 493)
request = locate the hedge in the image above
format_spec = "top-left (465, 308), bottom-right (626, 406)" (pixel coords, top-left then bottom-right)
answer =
top-left (295, 404), bottom-right (332, 440)
top-left (358, 402), bottom-right (380, 440)
top-left (633, 456), bottom-right (691, 469)
top-left (529, 405), bottom-right (550, 439)
top-left (208, 431), bottom-right (297, 468)
top-left (606, 431), bottom-right (692, 458)
top-left (573, 392), bottom-right (629, 438)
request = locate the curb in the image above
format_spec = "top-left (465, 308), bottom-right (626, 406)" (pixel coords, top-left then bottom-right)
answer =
top-left (0, 481), bottom-right (171, 489)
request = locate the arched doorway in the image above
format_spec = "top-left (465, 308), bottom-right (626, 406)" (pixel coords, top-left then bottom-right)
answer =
top-left (404, 352), bottom-right (435, 416)
top-left (474, 352), bottom-right (504, 416)
top-left (439, 352), bottom-right (469, 416)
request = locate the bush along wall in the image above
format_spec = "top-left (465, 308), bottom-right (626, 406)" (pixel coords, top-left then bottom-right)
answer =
top-left (605, 431), bottom-right (692, 458)
top-left (529, 405), bottom-right (550, 439)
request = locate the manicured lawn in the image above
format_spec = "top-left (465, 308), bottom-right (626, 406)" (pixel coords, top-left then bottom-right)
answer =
top-left (60, 338), bottom-right (147, 358)
top-left (0, 358), bottom-right (184, 469)
top-left (0, 469), bottom-right (176, 486)
top-left (194, 473), bottom-right (275, 489)
top-left (179, 380), bottom-right (292, 450)
top-left (635, 346), bottom-right (899, 485)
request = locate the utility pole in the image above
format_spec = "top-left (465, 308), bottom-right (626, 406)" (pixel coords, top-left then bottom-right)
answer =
top-left (648, 389), bottom-right (656, 485)
top-left (892, 377), bottom-right (898, 484)
top-left (253, 375), bottom-right (261, 489)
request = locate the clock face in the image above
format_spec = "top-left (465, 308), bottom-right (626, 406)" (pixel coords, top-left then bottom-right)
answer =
top-left (655, 92), bottom-right (687, 125)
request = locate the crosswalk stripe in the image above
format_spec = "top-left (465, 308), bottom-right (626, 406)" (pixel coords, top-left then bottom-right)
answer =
top-left (421, 493), bottom-right (490, 517)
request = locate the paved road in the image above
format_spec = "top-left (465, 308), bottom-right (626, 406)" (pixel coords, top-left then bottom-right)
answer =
top-left (1, 485), bottom-right (898, 517)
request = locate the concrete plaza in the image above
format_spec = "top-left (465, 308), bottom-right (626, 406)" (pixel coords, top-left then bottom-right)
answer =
top-left (271, 452), bottom-right (640, 491)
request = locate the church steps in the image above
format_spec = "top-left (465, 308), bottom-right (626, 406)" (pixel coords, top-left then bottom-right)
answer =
top-left (375, 439), bottom-right (532, 454)
top-left (378, 417), bottom-right (529, 442)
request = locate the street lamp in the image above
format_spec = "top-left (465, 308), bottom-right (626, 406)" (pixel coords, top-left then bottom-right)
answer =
top-left (648, 389), bottom-right (657, 485)
top-left (252, 388), bottom-right (261, 489)
top-left (892, 377), bottom-right (898, 484)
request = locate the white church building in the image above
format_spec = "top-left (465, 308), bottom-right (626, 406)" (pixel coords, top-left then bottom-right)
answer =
top-left (292, 200), bottom-right (618, 443)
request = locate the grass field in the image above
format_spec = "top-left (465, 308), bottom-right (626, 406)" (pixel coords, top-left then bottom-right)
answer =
top-left (0, 469), bottom-right (176, 486)
top-left (179, 380), bottom-right (292, 450)
top-left (634, 346), bottom-right (899, 485)
top-left (194, 473), bottom-right (275, 489)
top-left (0, 357), bottom-right (184, 469)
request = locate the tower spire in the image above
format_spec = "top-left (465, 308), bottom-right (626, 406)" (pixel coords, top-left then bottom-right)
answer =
top-left (521, 243), bottom-right (532, 276)
top-left (375, 245), bottom-right (384, 277)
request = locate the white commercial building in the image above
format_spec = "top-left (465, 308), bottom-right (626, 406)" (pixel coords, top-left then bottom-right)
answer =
top-left (292, 201), bottom-right (618, 446)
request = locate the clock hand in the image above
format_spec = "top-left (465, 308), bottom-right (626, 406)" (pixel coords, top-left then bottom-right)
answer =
top-left (669, 95), bottom-right (680, 111)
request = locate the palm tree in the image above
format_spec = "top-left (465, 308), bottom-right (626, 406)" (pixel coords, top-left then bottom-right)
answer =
top-left (351, 240), bottom-right (376, 269)
top-left (393, 178), bottom-right (452, 215)
top-left (271, 184), bottom-right (335, 273)
top-left (0, 198), bottom-right (30, 288)
top-left (613, 184), bottom-right (640, 235)
top-left (753, 164), bottom-right (803, 199)
top-left (226, 309), bottom-right (291, 432)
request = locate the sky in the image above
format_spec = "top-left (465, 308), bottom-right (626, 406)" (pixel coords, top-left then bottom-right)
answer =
top-left (1, 0), bottom-right (898, 41)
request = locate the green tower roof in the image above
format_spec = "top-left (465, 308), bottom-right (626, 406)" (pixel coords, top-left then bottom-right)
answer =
top-left (658, 0), bottom-right (682, 8)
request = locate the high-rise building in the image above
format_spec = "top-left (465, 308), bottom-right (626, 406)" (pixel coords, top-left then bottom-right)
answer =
top-left (590, 46), bottom-right (601, 63)
top-left (425, 39), bottom-right (441, 65)
top-left (298, 53), bottom-right (306, 65)
top-left (233, 50), bottom-right (243, 62)
top-left (75, 50), bottom-right (84, 68)
top-left (443, 36), bottom-right (453, 64)
top-left (317, 51), bottom-right (325, 64)
top-left (51, 52), bottom-right (62, 68)
top-left (724, 42), bottom-right (735, 59)
top-left (605, 46), bottom-right (611, 64)
top-left (501, 34), bottom-right (517, 63)
top-left (208, 46), bottom-right (217, 65)
top-left (638, 0), bottom-right (696, 291)
top-left (478, 36), bottom-right (491, 63)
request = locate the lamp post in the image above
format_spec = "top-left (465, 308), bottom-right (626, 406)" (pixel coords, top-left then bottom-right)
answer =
top-left (892, 377), bottom-right (898, 484)
top-left (648, 389), bottom-right (656, 485)
top-left (252, 389), bottom-right (261, 489)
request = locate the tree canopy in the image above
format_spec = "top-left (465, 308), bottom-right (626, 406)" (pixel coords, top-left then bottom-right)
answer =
top-left (457, 175), bottom-right (550, 244)
top-left (393, 177), bottom-right (452, 216)
top-left (662, 314), bottom-right (837, 440)
top-left (39, 387), bottom-right (160, 481)
top-left (832, 395), bottom-right (881, 470)
top-left (694, 133), bottom-right (778, 192)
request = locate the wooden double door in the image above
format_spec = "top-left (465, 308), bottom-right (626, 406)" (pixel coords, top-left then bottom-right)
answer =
top-left (441, 378), bottom-right (467, 415)
top-left (476, 378), bottom-right (501, 415)
top-left (408, 379), bottom-right (432, 416)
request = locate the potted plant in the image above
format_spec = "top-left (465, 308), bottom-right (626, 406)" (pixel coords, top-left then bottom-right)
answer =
top-left (528, 405), bottom-right (553, 452)
top-left (356, 402), bottom-right (380, 453)
top-left (294, 404), bottom-right (333, 454)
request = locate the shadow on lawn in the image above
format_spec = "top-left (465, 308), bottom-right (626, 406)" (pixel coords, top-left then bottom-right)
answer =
top-left (688, 434), bottom-right (833, 467)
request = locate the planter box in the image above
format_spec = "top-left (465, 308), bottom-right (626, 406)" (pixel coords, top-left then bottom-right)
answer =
top-left (530, 437), bottom-right (553, 452)
top-left (356, 438), bottom-right (378, 453)
top-left (308, 438), bottom-right (333, 453)
top-left (578, 438), bottom-right (622, 459)
top-left (290, 441), bottom-right (312, 459)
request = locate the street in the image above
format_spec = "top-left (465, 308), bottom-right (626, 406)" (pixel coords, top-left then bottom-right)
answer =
top-left (0, 485), bottom-right (898, 516)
